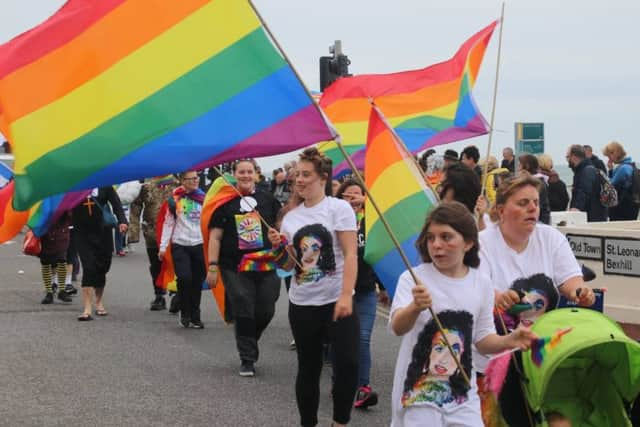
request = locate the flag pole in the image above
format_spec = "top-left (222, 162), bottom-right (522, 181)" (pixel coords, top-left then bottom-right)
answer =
top-left (334, 133), bottom-right (471, 386)
top-left (370, 102), bottom-right (440, 201)
top-left (480, 3), bottom-right (506, 196)
top-left (248, 0), bottom-right (338, 139)
top-left (249, 0), bottom-right (468, 384)
top-left (210, 166), bottom-right (305, 272)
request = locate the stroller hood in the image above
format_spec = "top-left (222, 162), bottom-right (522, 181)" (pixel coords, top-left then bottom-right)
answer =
top-left (522, 308), bottom-right (640, 424)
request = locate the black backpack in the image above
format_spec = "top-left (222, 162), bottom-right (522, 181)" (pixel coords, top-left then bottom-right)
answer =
top-left (595, 167), bottom-right (618, 208)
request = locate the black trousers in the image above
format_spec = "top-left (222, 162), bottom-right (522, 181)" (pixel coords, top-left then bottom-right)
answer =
top-left (146, 246), bottom-right (165, 296)
top-left (172, 244), bottom-right (205, 321)
top-left (220, 269), bottom-right (280, 362)
top-left (289, 301), bottom-right (359, 427)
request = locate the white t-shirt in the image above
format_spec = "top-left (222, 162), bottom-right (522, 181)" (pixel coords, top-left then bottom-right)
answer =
top-left (280, 197), bottom-right (357, 306)
top-left (389, 263), bottom-right (495, 427)
top-left (475, 223), bottom-right (582, 372)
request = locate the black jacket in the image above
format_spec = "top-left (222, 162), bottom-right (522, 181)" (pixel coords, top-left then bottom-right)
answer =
top-left (72, 186), bottom-right (127, 231)
top-left (589, 155), bottom-right (607, 173)
top-left (570, 159), bottom-right (607, 221)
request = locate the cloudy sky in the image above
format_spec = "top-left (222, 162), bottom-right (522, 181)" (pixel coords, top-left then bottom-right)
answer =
top-left (1, 1), bottom-right (638, 172)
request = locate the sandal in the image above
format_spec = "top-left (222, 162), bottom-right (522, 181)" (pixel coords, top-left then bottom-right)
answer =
top-left (78, 313), bottom-right (93, 321)
top-left (95, 309), bottom-right (108, 316)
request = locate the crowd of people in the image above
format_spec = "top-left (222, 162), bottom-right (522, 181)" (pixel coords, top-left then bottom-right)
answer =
top-left (19, 140), bottom-right (640, 426)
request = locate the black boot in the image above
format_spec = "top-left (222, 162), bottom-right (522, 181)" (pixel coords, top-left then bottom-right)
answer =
top-left (169, 294), bottom-right (180, 314)
top-left (41, 292), bottom-right (54, 304)
top-left (150, 295), bottom-right (166, 311)
top-left (57, 290), bottom-right (72, 303)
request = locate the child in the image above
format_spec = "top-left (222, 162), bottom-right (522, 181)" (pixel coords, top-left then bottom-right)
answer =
top-left (390, 201), bottom-right (536, 426)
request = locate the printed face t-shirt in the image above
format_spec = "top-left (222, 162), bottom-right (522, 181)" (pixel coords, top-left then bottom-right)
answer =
top-left (389, 263), bottom-right (495, 426)
top-left (280, 197), bottom-right (357, 306)
top-left (475, 223), bottom-right (582, 373)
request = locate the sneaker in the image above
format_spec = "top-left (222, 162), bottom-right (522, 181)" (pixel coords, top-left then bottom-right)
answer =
top-left (354, 385), bottom-right (378, 409)
top-left (150, 296), bottom-right (166, 311)
top-left (169, 295), bottom-right (180, 314)
top-left (289, 339), bottom-right (296, 351)
top-left (41, 292), bottom-right (54, 304)
top-left (117, 250), bottom-right (126, 257)
top-left (189, 320), bottom-right (204, 329)
top-left (65, 284), bottom-right (78, 295)
top-left (178, 313), bottom-right (190, 328)
top-left (57, 290), bottom-right (72, 303)
top-left (239, 360), bottom-right (255, 377)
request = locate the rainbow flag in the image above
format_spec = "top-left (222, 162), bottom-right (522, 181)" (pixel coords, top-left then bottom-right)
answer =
top-left (27, 190), bottom-right (90, 237)
top-left (0, 165), bottom-right (87, 242)
top-left (199, 175), bottom-right (240, 321)
top-left (319, 20), bottom-right (496, 176)
top-left (364, 107), bottom-right (438, 298)
top-left (0, 0), bottom-right (335, 210)
top-left (0, 181), bottom-right (29, 243)
top-left (531, 327), bottom-right (573, 367)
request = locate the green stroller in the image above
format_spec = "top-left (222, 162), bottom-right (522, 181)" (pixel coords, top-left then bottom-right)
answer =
top-left (516, 308), bottom-right (640, 426)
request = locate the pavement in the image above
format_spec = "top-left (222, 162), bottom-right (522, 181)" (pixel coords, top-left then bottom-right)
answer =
top-left (0, 239), bottom-right (399, 427)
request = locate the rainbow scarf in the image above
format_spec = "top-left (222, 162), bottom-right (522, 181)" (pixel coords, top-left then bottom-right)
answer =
top-left (0, 0), bottom-right (335, 210)
top-left (319, 20), bottom-right (496, 176)
top-left (530, 327), bottom-right (573, 367)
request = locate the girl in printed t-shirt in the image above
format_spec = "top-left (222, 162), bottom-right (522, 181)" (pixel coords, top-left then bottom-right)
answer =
top-left (268, 147), bottom-right (359, 427)
top-left (389, 202), bottom-right (536, 427)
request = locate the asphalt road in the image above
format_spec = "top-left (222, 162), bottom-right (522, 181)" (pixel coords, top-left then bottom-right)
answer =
top-left (0, 239), bottom-right (400, 427)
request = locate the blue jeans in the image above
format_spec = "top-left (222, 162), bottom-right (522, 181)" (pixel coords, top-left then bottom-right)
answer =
top-left (355, 291), bottom-right (377, 386)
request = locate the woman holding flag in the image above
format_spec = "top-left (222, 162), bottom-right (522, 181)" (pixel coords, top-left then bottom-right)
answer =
top-left (268, 147), bottom-right (359, 427)
top-left (205, 159), bottom-right (281, 377)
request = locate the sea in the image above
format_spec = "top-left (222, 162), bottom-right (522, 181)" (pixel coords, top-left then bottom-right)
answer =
top-left (554, 164), bottom-right (573, 185)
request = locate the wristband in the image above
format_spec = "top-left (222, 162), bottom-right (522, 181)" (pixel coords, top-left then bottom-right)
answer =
top-left (209, 261), bottom-right (219, 266)
top-left (208, 265), bottom-right (218, 273)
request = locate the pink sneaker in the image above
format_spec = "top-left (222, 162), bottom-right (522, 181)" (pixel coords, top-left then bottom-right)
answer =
top-left (354, 385), bottom-right (378, 409)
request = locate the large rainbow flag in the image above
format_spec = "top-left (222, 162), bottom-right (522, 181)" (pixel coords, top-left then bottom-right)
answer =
top-left (364, 107), bottom-right (438, 298)
top-left (0, 165), bottom-right (88, 243)
top-left (320, 20), bottom-right (497, 176)
top-left (0, 0), bottom-right (335, 210)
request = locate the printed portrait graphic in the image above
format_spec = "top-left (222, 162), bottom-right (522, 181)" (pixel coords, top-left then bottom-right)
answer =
top-left (292, 224), bottom-right (335, 284)
top-left (500, 273), bottom-right (558, 331)
top-left (402, 310), bottom-right (473, 409)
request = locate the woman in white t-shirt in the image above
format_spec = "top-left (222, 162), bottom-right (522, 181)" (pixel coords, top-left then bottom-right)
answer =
top-left (268, 147), bottom-right (359, 427)
top-left (479, 174), bottom-right (595, 322)
top-left (390, 202), bottom-right (535, 427)
top-left (476, 174), bottom-right (595, 425)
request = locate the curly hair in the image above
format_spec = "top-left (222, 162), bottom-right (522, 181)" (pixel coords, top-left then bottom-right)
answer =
top-left (299, 147), bottom-right (333, 196)
top-left (292, 223), bottom-right (336, 276)
top-left (403, 310), bottom-right (474, 399)
top-left (336, 179), bottom-right (365, 200)
top-left (415, 201), bottom-right (480, 268)
top-left (511, 273), bottom-right (559, 312)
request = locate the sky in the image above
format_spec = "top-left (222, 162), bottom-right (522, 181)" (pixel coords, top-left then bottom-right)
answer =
top-left (1, 0), bottom-right (638, 174)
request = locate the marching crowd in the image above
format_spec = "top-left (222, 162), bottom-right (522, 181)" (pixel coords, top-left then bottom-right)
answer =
top-left (22, 141), bottom-right (639, 426)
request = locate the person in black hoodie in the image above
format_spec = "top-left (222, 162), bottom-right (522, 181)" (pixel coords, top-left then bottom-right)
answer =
top-left (518, 154), bottom-right (551, 224)
top-left (537, 154), bottom-right (569, 211)
top-left (567, 145), bottom-right (607, 221)
top-left (584, 145), bottom-right (607, 173)
top-left (73, 187), bottom-right (127, 321)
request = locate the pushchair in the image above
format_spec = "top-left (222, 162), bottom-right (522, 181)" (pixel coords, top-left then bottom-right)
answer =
top-left (499, 307), bottom-right (640, 426)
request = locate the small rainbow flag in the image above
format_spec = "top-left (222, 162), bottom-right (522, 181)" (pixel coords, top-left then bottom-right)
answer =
top-left (363, 107), bottom-right (438, 297)
top-left (319, 20), bottom-right (496, 176)
top-left (531, 327), bottom-right (573, 367)
top-left (0, 0), bottom-right (335, 210)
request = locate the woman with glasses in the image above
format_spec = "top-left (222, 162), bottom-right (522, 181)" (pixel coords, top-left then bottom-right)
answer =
top-left (158, 171), bottom-right (206, 328)
top-left (206, 159), bottom-right (282, 377)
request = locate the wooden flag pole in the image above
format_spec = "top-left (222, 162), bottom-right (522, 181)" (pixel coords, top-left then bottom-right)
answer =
top-left (334, 140), bottom-right (471, 386)
top-left (249, 0), bottom-right (468, 384)
top-left (481, 3), bottom-right (506, 196)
